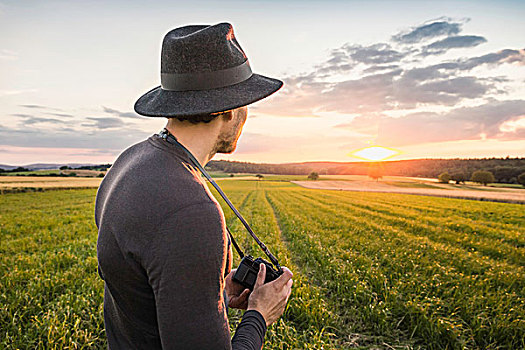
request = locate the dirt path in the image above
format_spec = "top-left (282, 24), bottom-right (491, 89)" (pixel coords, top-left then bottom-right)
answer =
top-left (292, 180), bottom-right (525, 204)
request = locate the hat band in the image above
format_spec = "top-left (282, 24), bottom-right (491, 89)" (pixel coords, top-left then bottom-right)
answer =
top-left (161, 60), bottom-right (252, 91)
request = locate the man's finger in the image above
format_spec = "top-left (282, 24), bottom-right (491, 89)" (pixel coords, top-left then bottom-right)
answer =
top-left (240, 288), bottom-right (251, 299)
top-left (285, 279), bottom-right (293, 291)
top-left (254, 263), bottom-right (266, 289)
top-left (272, 267), bottom-right (293, 288)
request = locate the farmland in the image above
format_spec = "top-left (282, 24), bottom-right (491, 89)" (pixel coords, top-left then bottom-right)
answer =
top-left (1, 180), bottom-right (524, 349)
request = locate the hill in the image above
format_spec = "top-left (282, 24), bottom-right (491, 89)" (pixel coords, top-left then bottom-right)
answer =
top-left (206, 158), bottom-right (525, 184)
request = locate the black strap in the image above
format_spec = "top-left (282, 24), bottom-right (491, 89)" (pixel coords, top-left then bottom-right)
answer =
top-left (158, 129), bottom-right (281, 271)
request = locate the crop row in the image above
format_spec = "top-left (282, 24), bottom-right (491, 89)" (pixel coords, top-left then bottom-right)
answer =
top-left (261, 182), bottom-right (524, 349)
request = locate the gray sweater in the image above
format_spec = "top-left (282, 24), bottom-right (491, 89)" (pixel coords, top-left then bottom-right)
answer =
top-left (95, 134), bottom-right (266, 349)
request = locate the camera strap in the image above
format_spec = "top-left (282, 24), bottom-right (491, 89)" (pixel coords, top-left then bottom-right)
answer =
top-left (158, 128), bottom-right (281, 271)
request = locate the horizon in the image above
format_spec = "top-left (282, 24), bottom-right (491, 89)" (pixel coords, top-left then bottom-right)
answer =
top-left (2, 155), bottom-right (524, 168)
top-left (1, 0), bottom-right (524, 164)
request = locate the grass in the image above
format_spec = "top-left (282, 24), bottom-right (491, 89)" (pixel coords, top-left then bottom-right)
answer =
top-left (0, 189), bottom-right (104, 348)
top-left (1, 181), bottom-right (524, 349)
top-left (1, 169), bottom-right (61, 176)
top-left (384, 181), bottom-right (443, 189)
top-left (487, 183), bottom-right (524, 189)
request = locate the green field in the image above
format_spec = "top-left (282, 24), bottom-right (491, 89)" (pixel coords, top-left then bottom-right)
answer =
top-left (1, 181), bottom-right (523, 349)
top-left (0, 169), bottom-right (61, 176)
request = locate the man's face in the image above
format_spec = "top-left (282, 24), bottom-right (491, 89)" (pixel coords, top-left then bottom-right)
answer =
top-left (215, 106), bottom-right (248, 154)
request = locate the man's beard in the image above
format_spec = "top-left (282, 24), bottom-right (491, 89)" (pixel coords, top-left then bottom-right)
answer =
top-left (215, 138), bottom-right (238, 154)
top-left (214, 119), bottom-right (243, 154)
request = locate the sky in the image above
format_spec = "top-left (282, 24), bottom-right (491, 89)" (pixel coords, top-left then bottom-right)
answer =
top-left (1, 0), bottom-right (524, 165)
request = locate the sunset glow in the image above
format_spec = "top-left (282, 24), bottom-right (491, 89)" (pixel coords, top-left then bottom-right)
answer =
top-left (350, 146), bottom-right (401, 161)
top-left (1, 1), bottom-right (524, 165)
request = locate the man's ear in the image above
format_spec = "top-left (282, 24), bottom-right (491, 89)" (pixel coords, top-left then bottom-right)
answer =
top-left (220, 110), bottom-right (234, 122)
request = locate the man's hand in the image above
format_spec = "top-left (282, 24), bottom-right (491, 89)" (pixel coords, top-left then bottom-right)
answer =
top-left (247, 264), bottom-right (293, 327)
top-left (225, 269), bottom-right (251, 309)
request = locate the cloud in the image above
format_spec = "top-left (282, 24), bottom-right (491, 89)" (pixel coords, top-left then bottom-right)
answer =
top-left (0, 89), bottom-right (37, 96)
top-left (0, 49), bottom-right (18, 61)
top-left (82, 117), bottom-right (123, 129)
top-left (20, 104), bottom-right (45, 109)
top-left (0, 124), bottom-right (150, 149)
top-left (231, 131), bottom-right (360, 161)
top-left (314, 50), bottom-right (355, 76)
top-left (19, 104), bottom-right (64, 111)
top-left (12, 114), bottom-right (65, 125)
top-left (392, 18), bottom-right (464, 44)
top-left (267, 65), bottom-right (494, 116)
top-left (421, 35), bottom-right (487, 56)
top-left (341, 43), bottom-right (407, 65)
top-left (363, 64), bottom-right (400, 73)
top-left (393, 75), bottom-right (493, 107)
top-left (102, 106), bottom-right (139, 118)
top-left (259, 17), bottom-right (525, 120)
top-left (460, 48), bottom-right (525, 69)
top-left (234, 132), bottom-right (282, 154)
top-left (367, 99), bottom-right (525, 145)
top-left (45, 112), bottom-right (75, 118)
top-left (312, 42), bottom-right (408, 77)
top-left (70, 149), bottom-right (121, 157)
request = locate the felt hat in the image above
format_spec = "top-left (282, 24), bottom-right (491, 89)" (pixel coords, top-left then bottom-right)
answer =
top-left (134, 22), bottom-right (283, 117)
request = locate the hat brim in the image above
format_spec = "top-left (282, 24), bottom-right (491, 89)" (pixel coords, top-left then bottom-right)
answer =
top-left (134, 73), bottom-right (283, 117)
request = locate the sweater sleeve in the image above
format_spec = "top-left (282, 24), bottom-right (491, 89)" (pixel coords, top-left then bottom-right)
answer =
top-left (142, 201), bottom-right (266, 350)
top-left (232, 310), bottom-right (267, 349)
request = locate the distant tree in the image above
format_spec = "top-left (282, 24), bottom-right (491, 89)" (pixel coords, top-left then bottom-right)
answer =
top-left (367, 163), bottom-right (383, 181)
top-left (98, 173), bottom-right (105, 178)
top-left (451, 172), bottom-right (467, 184)
top-left (517, 172), bottom-right (525, 187)
top-left (438, 172), bottom-right (451, 183)
top-left (471, 170), bottom-right (495, 186)
top-left (10, 167), bottom-right (30, 173)
top-left (59, 165), bottom-right (70, 170)
top-left (255, 174), bottom-right (264, 180)
top-left (307, 171), bottom-right (319, 180)
top-left (68, 172), bottom-right (77, 177)
top-left (229, 173), bottom-right (235, 177)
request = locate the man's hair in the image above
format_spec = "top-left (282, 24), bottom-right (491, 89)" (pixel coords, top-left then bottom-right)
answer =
top-left (170, 110), bottom-right (229, 124)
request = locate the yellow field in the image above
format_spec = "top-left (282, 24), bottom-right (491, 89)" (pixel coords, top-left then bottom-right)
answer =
top-left (0, 176), bottom-right (102, 189)
top-left (1, 182), bottom-right (523, 349)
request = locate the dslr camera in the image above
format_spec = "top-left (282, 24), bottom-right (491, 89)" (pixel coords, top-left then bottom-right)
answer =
top-left (233, 255), bottom-right (283, 290)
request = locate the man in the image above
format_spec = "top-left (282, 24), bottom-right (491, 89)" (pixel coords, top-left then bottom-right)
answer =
top-left (95, 22), bottom-right (293, 349)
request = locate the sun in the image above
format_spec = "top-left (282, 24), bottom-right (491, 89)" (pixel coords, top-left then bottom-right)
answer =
top-left (349, 146), bottom-right (401, 161)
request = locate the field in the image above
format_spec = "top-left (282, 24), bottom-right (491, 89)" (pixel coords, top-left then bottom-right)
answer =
top-left (0, 176), bottom-right (103, 193)
top-left (1, 180), bottom-right (524, 349)
top-left (0, 172), bottom-right (254, 193)
top-left (292, 178), bottom-right (525, 204)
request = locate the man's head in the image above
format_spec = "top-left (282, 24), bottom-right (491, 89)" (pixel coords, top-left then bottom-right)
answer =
top-left (166, 106), bottom-right (248, 154)
top-left (134, 23), bottom-right (282, 120)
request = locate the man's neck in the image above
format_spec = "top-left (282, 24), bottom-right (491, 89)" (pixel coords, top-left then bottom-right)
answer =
top-left (165, 123), bottom-right (219, 167)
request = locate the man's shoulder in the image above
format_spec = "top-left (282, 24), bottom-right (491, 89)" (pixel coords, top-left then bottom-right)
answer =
top-left (95, 135), bottom-right (215, 227)
top-left (104, 136), bottom-right (192, 184)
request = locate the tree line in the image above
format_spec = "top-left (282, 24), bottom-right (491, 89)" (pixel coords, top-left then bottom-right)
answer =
top-left (206, 158), bottom-right (525, 184)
